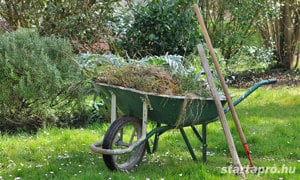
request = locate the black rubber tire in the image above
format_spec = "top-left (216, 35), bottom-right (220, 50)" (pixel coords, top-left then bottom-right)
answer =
top-left (102, 115), bottom-right (146, 171)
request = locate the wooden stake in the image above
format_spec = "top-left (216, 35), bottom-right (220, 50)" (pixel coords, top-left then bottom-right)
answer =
top-left (197, 44), bottom-right (244, 177)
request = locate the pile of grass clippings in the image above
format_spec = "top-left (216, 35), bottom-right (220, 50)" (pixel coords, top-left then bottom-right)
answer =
top-left (93, 63), bottom-right (212, 97)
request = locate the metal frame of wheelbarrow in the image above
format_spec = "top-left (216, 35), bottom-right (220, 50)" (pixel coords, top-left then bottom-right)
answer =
top-left (90, 79), bottom-right (277, 163)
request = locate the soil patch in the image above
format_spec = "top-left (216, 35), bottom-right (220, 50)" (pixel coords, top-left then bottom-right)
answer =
top-left (227, 70), bottom-right (300, 88)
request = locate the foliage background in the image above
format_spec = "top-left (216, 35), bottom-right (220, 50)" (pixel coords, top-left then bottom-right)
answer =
top-left (0, 0), bottom-right (299, 69)
top-left (0, 0), bottom-right (299, 132)
top-left (0, 0), bottom-right (116, 53)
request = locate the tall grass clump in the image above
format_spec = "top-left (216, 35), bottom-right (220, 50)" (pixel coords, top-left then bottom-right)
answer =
top-left (0, 29), bottom-right (91, 132)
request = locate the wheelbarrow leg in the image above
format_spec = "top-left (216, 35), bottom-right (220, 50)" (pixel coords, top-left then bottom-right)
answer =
top-left (146, 123), bottom-right (161, 154)
top-left (152, 123), bottom-right (161, 152)
top-left (180, 128), bottom-right (197, 161)
top-left (191, 125), bottom-right (203, 143)
top-left (202, 123), bottom-right (207, 162)
top-left (191, 124), bottom-right (207, 162)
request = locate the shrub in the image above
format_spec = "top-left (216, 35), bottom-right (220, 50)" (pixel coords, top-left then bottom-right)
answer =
top-left (112, 0), bottom-right (202, 58)
top-left (228, 45), bottom-right (275, 73)
top-left (0, 29), bottom-right (92, 132)
top-left (0, 0), bottom-right (116, 53)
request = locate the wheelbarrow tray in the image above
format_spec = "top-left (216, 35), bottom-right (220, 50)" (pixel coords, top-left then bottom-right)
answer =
top-left (96, 82), bottom-right (227, 127)
top-left (91, 79), bottom-right (277, 171)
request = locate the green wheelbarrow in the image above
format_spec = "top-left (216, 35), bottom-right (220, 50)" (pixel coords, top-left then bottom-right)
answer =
top-left (90, 79), bottom-right (277, 171)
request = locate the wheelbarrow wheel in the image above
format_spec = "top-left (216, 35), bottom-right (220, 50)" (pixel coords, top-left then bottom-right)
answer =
top-left (102, 115), bottom-right (146, 171)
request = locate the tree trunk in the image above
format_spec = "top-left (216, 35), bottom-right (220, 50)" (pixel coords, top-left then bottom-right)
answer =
top-left (278, 1), bottom-right (292, 69)
top-left (259, 0), bottom-right (300, 70)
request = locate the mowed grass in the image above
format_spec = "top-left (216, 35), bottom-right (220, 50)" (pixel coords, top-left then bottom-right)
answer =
top-left (0, 85), bottom-right (299, 179)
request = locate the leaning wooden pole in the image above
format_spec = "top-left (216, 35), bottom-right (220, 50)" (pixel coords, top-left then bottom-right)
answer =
top-left (193, 4), bottom-right (254, 168)
top-left (198, 44), bottom-right (244, 178)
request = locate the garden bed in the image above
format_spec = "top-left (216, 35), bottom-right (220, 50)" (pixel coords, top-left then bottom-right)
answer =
top-left (228, 69), bottom-right (300, 88)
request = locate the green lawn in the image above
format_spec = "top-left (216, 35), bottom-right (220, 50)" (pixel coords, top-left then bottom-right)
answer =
top-left (0, 85), bottom-right (299, 179)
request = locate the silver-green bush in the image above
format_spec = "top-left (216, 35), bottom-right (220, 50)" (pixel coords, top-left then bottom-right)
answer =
top-left (0, 29), bottom-right (90, 132)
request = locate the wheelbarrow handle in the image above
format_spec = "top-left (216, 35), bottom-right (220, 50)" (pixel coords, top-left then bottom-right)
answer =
top-left (224, 79), bottom-right (277, 114)
top-left (266, 78), bottom-right (278, 84)
top-left (252, 78), bottom-right (278, 88)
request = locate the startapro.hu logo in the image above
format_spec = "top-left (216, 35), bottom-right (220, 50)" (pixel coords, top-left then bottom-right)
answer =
top-left (221, 164), bottom-right (296, 175)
